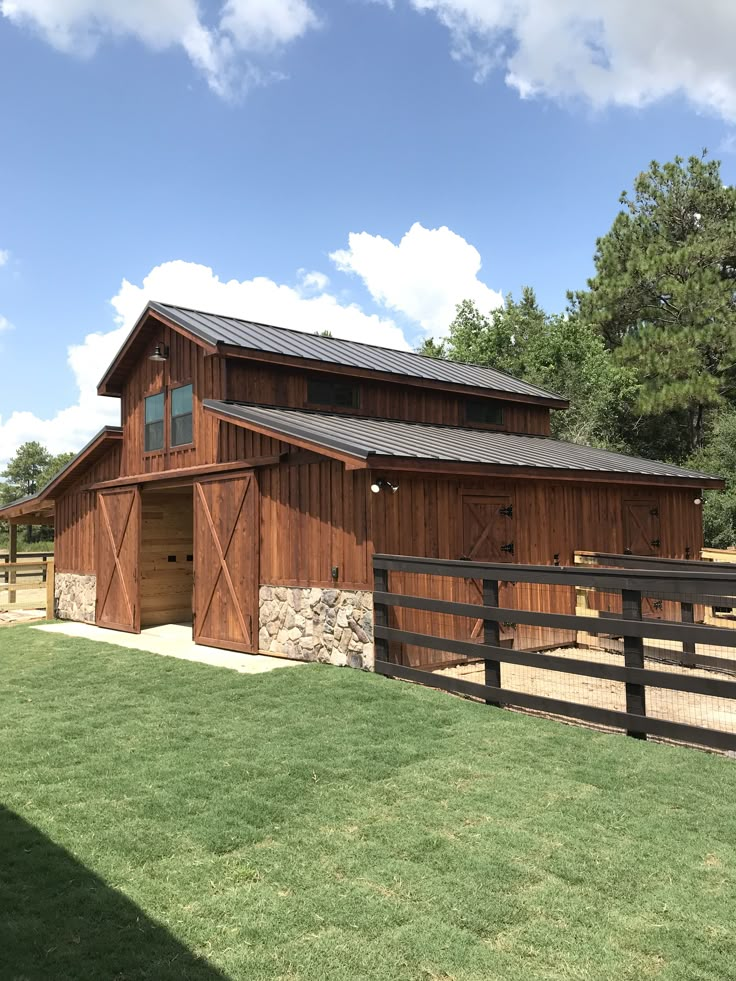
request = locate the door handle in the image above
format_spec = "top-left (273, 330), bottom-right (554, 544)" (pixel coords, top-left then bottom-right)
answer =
top-left (500, 542), bottom-right (514, 555)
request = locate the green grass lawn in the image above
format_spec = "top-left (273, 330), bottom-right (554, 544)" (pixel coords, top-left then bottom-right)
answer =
top-left (1, 628), bottom-right (736, 981)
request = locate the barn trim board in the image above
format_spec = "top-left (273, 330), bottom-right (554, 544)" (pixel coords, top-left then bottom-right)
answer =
top-left (0, 300), bottom-right (723, 667)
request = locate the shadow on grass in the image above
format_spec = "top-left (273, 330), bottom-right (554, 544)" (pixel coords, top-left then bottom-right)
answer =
top-left (0, 806), bottom-right (230, 981)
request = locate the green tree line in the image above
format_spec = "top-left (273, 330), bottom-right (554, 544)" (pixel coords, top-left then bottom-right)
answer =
top-left (418, 153), bottom-right (736, 547)
top-left (0, 442), bottom-right (74, 549)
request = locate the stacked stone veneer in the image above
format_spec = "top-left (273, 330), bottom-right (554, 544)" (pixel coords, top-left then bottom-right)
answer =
top-left (55, 572), bottom-right (96, 623)
top-left (258, 586), bottom-right (374, 669)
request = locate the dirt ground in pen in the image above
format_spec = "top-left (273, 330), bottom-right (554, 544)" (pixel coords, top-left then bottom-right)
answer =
top-left (437, 645), bottom-right (736, 737)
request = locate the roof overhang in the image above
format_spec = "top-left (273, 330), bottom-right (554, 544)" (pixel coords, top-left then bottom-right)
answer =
top-left (204, 401), bottom-right (724, 489)
top-left (0, 427), bottom-right (123, 523)
top-left (97, 304), bottom-right (219, 397)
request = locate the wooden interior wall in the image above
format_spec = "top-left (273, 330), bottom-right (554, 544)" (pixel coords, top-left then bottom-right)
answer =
top-left (371, 474), bottom-right (704, 666)
top-left (121, 325), bottom-right (225, 477)
top-left (225, 361), bottom-right (552, 435)
top-left (55, 444), bottom-right (123, 574)
top-left (140, 489), bottom-right (194, 628)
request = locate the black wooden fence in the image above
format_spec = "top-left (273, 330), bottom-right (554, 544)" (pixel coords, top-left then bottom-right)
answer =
top-left (373, 554), bottom-right (736, 754)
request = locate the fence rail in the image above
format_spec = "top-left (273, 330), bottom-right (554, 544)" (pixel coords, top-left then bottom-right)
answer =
top-left (0, 557), bottom-right (54, 618)
top-left (0, 551), bottom-right (53, 582)
top-left (373, 553), bottom-right (736, 754)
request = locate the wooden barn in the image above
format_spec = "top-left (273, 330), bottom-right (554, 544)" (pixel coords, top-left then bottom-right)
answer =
top-left (0, 301), bottom-right (723, 668)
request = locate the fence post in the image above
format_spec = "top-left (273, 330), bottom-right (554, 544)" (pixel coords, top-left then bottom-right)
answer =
top-left (622, 589), bottom-right (646, 739)
top-left (482, 578), bottom-right (502, 706)
top-left (1, 554), bottom-right (7, 584)
top-left (45, 558), bottom-right (55, 620)
top-left (373, 564), bottom-right (390, 667)
top-left (8, 524), bottom-right (16, 604)
top-left (680, 600), bottom-right (696, 667)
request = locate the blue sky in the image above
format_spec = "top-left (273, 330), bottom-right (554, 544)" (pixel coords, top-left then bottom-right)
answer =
top-left (1, 0), bottom-right (735, 461)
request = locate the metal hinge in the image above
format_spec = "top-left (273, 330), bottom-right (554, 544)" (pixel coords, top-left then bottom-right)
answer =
top-left (500, 542), bottom-right (514, 555)
top-left (650, 539), bottom-right (661, 548)
top-left (499, 505), bottom-right (513, 517)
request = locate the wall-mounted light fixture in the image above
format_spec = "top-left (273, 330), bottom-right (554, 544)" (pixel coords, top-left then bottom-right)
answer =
top-left (694, 497), bottom-right (703, 506)
top-left (149, 343), bottom-right (169, 362)
top-left (370, 478), bottom-right (399, 494)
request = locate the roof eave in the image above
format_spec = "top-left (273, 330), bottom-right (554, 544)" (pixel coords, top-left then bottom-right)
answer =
top-left (366, 455), bottom-right (725, 488)
top-left (96, 303), bottom-right (219, 397)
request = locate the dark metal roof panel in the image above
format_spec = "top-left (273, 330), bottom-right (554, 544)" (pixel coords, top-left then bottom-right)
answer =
top-left (204, 400), bottom-right (722, 482)
top-left (151, 301), bottom-right (565, 403)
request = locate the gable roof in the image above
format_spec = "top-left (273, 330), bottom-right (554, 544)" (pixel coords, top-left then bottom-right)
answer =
top-left (97, 300), bottom-right (569, 407)
top-left (204, 400), bottom-right (723, 488)
top-left (0, 427), bottom-right (122, 522)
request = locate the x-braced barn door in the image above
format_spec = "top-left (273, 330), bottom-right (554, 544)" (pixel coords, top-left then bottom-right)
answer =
top-left (96, 487), bottom-right (141, 633)
top-left (193, 472), bottom-right (258, 654)
top-left (624, 499), bottom-right (663, 619)
top-left (461, 494), bottom-right (514, 640)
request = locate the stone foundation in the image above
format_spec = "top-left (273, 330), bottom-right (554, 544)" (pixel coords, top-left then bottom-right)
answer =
top-left (258, 586), bottom-right (374, 669)
top-left (55, 572), bottom-right (96, 623)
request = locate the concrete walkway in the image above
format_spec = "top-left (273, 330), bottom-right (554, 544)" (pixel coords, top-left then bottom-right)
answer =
top-left (34, 622), bottom-right (305, 674)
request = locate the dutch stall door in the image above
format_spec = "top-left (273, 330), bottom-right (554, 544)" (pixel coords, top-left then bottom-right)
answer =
top-left (623, 500), bottom-right (663, 619)
top-left (461, 494), bottom-right (514, 640)
top-left (193, 473), bottom-right (258, 653)
top-left (95, 486), bottom-right (141, 633)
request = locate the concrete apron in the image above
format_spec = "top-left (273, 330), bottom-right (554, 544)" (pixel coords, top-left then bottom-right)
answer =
top-left (34, 622), bottom-right (306, 675)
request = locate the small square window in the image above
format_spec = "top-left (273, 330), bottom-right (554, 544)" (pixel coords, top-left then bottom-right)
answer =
top-left (144, 392), bottom-right (165, 451)
top-left (171, 384), bottom-right (193, 447)
top-left (465, 399), bottom-right (504, 426)
top-left (307, 378), bottom-right (359, 409)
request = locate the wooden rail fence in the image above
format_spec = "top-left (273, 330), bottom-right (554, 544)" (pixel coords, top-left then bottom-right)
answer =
top-left (0, 551), bottom-right (54, 582)
top-left (373, 553), bottom-right (736, 754)
top-left (0, 558), bottom-right (54, 618)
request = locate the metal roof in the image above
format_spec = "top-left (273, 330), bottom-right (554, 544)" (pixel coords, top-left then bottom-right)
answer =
top-left (0, 427), bottom-right (122, 519)
top-left (204, 400), bottom-right (722, 484)
top-left (151, 301), bottom-right (566, 405)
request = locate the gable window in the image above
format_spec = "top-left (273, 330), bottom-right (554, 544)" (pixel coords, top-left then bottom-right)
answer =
top-left (465, 399), bottom-right (504, 427)
top-left (307, 378), bottom-right (359, 410)
top-left (144, 392), bottom-right (165, 451)
top-left (171, 384), bottom-right (193, 446)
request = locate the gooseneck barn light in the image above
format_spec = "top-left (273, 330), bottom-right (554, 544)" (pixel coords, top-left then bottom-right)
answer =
top-left (149, 343), bottom-right (169, 362)
top-left (370, 479), bottom-right (399, 494)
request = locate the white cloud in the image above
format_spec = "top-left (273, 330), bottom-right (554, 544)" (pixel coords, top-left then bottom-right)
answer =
top-left (0, 315), bottom-right (14, 332)
top-left (330, 222), bottom-right (503, 335)
top-left (0, 0), bottom-right (319, 98)
top-left (0, 259), bottom-right (410, 465)
top-left (407, 0), bottom-right (736, 121)
top-left (0, 249), bottom-right (9, 267)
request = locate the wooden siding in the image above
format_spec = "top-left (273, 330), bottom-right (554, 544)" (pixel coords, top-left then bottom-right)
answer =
top-left (226, 361), bottom-right (551, 435)
top-left (140, 489), bottom-right (194, 628)
top-left (55, 444), bottom-right (123, 574)
top-left (121, 324), bottom-right (225, 477)
top-left (371, 475), bottom-right (703, 666)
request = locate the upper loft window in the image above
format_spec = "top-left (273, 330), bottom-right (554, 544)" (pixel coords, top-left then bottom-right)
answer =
top-left (465, 398), bottom-right (504, 427)
top-left (144, 392), bottom-right (165, 451)
top-left (307, 378), bottom-right (359, 410)
top-left (171, 384), bottom-right (193, 447)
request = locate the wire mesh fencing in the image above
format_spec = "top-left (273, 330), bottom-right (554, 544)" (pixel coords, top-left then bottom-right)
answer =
top-left (373, 553), bottom-right (736, 754)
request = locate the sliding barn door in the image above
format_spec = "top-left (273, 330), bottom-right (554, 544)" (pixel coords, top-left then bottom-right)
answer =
top-left (193, 473), bottom-right (258, 653)
top-left (96, 487), bottom-right (141, 633)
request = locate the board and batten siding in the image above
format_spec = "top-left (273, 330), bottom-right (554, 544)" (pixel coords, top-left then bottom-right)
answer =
top-left (120, 325), bottom-right (225, 477)
top-left (55, 443), bottom-right (123, 574)
top-left (225, 360), bottom-right (552, 435)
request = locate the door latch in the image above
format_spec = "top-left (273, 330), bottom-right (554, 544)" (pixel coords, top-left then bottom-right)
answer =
top-left (500, 542), bottom-right (514, 555)
top-left (650, 539), bottom-right (661, 548)
top-left (650, 507), bottom-right (659, 516)
top-left (499, 505), bottom-right (513, 517)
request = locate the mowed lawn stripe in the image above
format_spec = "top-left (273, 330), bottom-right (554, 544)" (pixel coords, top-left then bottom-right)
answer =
top-left (1, 626), bottom-right (735, 980)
